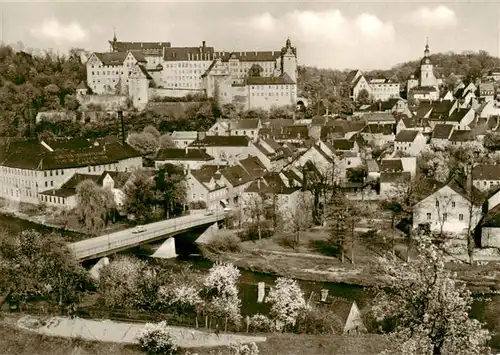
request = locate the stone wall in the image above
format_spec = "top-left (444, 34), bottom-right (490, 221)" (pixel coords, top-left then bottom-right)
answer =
top-left (78, 94), bottom-right (128, 111)
top-left (149, 88), bottom-right (204, 99)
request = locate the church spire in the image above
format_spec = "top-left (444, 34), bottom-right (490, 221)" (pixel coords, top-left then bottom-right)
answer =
top-left (113, 27), bottom-right (117, 43)
top-left (424, 37), bottom-right (430, 57)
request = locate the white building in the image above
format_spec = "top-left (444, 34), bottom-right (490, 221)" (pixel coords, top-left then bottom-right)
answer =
top-left (0, 137), bottom-right (142, 207)
top-left (407, 41), bottom-right (441, 101)
top-left (412, 178), bottom-right (482, 238)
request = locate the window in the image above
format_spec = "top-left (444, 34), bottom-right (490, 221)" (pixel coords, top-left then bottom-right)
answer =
top-left (442, 213), bottom-right (447, 221)
top-left (45, 181), bottom-right (48, 187)
top-left (452, 202), bottom-right (455, 208)
top-left (55, 170), bottom-right (58, 176)
top-left (459, 214), bottom-right (464, 221)
top-left (50, 181), bottom-right (53, 187)
top-left (192, 193), bottom-right (196, 199)
top-left (44, 171), bottom-right (47, 177)
top-left (427, 213), bottom-right (431, 220)
top-left (435, 201), bottom-right (439, 207)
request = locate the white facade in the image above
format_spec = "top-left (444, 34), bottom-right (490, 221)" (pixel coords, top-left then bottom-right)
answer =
top-left (413, 185), bottom-right (482, 238)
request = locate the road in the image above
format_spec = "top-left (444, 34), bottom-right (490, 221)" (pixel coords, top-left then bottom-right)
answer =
top-left (70, 212), bottom-right (228, 261)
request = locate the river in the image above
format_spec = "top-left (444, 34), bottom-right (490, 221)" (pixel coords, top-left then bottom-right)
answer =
top-left (3, 213), bottom-right (500, 349)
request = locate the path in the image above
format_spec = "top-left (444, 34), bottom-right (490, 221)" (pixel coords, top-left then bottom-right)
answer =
top-left (16, 315), bottom-right (266, 348)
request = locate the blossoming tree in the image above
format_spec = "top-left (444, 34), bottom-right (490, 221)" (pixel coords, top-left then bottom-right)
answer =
top-left (266, 277), bottom-right (307, 331)
top-left (373, 237), bottom-right (490, 355)
top-left (203, 262), bottom-right (242, 328)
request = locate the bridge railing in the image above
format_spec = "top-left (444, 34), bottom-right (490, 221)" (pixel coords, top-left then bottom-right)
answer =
top-left (72, 214), bottom-right (226, 260)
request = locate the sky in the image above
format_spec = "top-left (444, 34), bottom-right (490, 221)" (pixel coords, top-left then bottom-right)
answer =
top-left (0, 0), bottom-right (498, 70)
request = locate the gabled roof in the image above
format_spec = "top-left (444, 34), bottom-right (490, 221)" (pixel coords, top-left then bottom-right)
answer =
top-left (448, 108), bottom-right (470, 123)
top-left (345, 70), bottom-right (360, 83)
top-left (219, 165), bottom-right (254, 187)
top-left (380, 171), bottom-right (411, 183)
top-left (449, 130), bottom-right (475, 142)
top-left (245, 173), bottom-right (299, 195)
top-left (163, 46), bottom-right (215, 61)
top-left (109, 41), bottom-right (172, 52)
top-left (155, 148), bottom-right (214, 161)
top-left (472, 165), bottom-right (500, 181)
top-left (96, 170), bottom-right (132, 188)
top-left (76, 81), bottom-right (88, 90)
top-left (229, 119), bottom-right (260, 130)
top-left (361, 124), bottom-right (394, 135)
top-left (0, 137), bottom-right (141, 170)
top-left (218, 50), bottom-right (281, 62)
top-left (380, 159), bottom-right (403, 172)
top-left (246, 73), bottom-right (295, 85)
top-left (395, 130), bottom-right (419, 142)
top-left (137, 65), bottom-right (152, 80)
top-left (418, 177), bottom-right (483, 206)
top-left (190, 165), bottom-right (220, 184)
top-left (432, 124), bottom-right (454, 140)
top-left (61, 173), bottom-right (100, 189)
top-left (189, 136), bottom-right (250, 147)
top-left (331, 139), bottom-right (355, 151)
top-left (362, 112), bottom-right (396, 123)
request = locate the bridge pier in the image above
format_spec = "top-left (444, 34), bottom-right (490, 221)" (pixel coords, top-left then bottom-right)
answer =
top-left (151, 237), bottom-right (178, 259)
top-left (89, 257), bottom-right (110, 280)
top-left (195, 222), bottom-right (220, 244)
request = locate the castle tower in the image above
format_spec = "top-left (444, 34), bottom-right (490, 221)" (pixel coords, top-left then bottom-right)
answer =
top-left (281, 37), bottom-right (297, 83)
top-left (420, 39), bottom-right (437, 87)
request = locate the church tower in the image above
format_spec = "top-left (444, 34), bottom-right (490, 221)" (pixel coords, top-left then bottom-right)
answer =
top-left (110, 28), bottom-right (118, 52)
top-left (420, 39), bottom-right (437, 87)
top-left (281, 38), bottom-right (297, 83)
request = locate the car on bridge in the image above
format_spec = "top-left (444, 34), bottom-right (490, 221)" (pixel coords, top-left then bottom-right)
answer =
top-left (223, 207), bottom-right (232, 212)
top-left (204, 210), bottom-right (215, 216)
top-left (133, 225), bottom-right (147, 234)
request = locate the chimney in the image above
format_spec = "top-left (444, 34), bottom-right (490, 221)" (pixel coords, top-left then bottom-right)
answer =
top-left (118, 110), bottom-right (126, 144)
top-left (257, 179), bottom-right (261, 189)
top-left (202, 41), bottom-right (206, 48)
top-left (197, 131), bottom-right (206, 141)
top-left (185, 146), bottom-right (188, 155)
top-left (378, 102), bottom-right (381, 111)
top-left (163, 47), bottom-right (165, 58)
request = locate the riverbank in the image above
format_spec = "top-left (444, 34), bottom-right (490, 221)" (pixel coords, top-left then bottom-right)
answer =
top-left (204, 230), bottom-right (500, 294)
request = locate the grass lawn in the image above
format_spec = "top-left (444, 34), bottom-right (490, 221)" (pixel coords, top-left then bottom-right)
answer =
top-left (0, 322), bottom-right (390, 355)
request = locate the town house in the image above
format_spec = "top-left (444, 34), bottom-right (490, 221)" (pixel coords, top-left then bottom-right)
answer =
top-left (251, 138), bottom-right (292, 171)
top-left (412, 178), bottom-right (483, 238)
top-left (472, 165), bottom-right (500, 192)
top-left (188, 135), bottom-right (253, 164)
top-left (430, 124), bottom-right (454, 147)
top-left (394, 130), bottom-right (427, 156)
top-left (185, 165), bottom-right (227, 211)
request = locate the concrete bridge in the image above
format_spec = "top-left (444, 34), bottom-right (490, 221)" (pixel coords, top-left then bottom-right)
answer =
top-left (70, 212), bottom-right (228, 261)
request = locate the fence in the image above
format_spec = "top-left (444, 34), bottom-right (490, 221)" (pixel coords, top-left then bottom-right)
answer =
top-left (10, 304), bottom-right (249, 334)
top-left (71, 214), bottom-right (227, 260)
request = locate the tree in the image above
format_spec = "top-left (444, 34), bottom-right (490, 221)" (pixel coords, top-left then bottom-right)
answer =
top-left (266, 277), bottom-right (307, 331)
top-left (202, 262), bottom-right (242, 327)
top-left (0, 230), bottom-right (89, 307)
top-left (373, 237), bottom-right (490, 355)
top-left (127, 131), bottom-right (160, 156)
top-left (484, 131), bottom-right (500, 151)
top-left (143, 124), bottom-right (161, 140)
top-left (327, 193), bottom-right (365, 263)
top-left (159, 134), bottom-right (175, 149)
top-left (75, 180), bottom-right (116, 235)
top-left (155, 164), bottom-right (187, 218)
top-left (98, 256), bottom-right (147, 309)
top-left (123, 169), bottom-right (156, 223)
top-left (287, 192), bottom-right (314, 246)
top-left (357, 89), bottom-right (371, 105)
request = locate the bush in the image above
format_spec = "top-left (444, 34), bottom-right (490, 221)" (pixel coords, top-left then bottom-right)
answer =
top-left (205, 234), bottom-right (241, 253)
top-left (137, 321), bottom-right (178, 355)
top-left (188, 201), bottom-right (207, 210)
top-left (275, 234), bottom-right (298, 249)
top-left (19, 202), bottom-right (46, 216)
top-left (228, 341), bottom-right (260, 355)
top-left (237, 225), bottom-right (273, 241)
top-left (248, 314), bottom-right (275, 332)
top-left (293, 306), bottom-right (343, 335)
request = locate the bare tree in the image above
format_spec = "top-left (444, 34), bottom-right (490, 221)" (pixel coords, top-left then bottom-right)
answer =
top-left (287, 192), bottom-right (314, 245)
